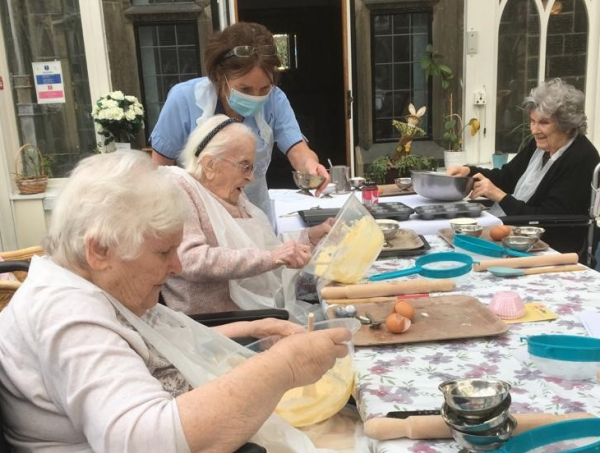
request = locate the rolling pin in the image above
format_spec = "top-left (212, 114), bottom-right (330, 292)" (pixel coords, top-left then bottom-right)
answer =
top-left (364, 412), bottom-right (595, 440)
top-left (320, 279), bottom-right (455, 300)
top-left (473, 252), bottom-right (579, 272)
top-left (324, 294), bottom-right (431, 305)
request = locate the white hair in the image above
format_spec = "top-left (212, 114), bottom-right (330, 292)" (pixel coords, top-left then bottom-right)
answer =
top-left (181, 114), bottom-right (257, 180)
top-left (44, 151), bottom-right (187, 268)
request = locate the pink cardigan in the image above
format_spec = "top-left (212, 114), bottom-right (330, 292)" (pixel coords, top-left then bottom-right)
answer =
top-left (162, 172), bottom-right (309, 314)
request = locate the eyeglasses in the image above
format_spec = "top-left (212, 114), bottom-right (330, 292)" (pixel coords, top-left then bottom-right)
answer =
top-left (223, 45), bottom-right (278, 59)
top-left (220, 158), bottom-right (256, 176)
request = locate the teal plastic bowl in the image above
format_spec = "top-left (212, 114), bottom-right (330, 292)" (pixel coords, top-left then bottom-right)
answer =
top-left (524, 335), bottom-right (600, 381)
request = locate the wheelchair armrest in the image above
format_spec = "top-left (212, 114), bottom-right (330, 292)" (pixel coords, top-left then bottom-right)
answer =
top-left (0, 260), bottom-right (31, 273)
top-left (188, 309), bottom-right (290, 327)
top-left (499, 214), bottom-right (591, 227)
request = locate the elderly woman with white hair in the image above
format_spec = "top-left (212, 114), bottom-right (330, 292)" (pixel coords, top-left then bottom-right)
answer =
top-left (162, 115), bottom-right (333, 322)
top-left (447, 78), bottom-right (600, 254)
top-left (0, 151), bottom-right (351, 452)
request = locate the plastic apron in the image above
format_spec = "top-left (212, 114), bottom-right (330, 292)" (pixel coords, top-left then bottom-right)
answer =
top-left (104, 294), bottom-right (338, 453)
top-left (194, 79), bottom-right (275, 224)
top-left (167, 167), bottom-right (320, 324)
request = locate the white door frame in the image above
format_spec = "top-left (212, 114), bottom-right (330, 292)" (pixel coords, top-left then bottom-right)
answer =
top-left (219, 0), bottom-right (356, 173)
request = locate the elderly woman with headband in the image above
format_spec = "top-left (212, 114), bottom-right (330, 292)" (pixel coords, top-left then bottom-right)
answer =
top-left (162, 115), bottom-right (334, 323)
top-left (0, 151), bottom-right (351, 453)
top-left (447, 78), bottom-right (600, 254)
top-left (150, 21), bottom-right (330, 221)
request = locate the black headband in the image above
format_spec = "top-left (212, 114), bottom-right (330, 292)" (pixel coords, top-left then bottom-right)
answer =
top-left (194, 118), bottom-right (239, 157)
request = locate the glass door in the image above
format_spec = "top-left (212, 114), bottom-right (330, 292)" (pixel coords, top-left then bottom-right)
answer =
top-left (0, 0), bottom-right (95, 178)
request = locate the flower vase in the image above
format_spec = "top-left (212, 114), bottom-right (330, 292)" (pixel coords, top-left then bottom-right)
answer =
top-left (443, 150), bottom-right (467, 169)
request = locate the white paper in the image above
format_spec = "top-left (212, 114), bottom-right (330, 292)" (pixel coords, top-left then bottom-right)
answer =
top-left (579, 311), bottom-right (600, 338)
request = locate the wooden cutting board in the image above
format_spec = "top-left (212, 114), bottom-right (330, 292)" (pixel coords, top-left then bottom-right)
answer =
top-left (328, 294), bottom-right (508, 347)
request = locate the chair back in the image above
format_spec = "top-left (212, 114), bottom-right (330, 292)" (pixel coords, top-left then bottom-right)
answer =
top-left (0, 246), bottom-right (43, 312)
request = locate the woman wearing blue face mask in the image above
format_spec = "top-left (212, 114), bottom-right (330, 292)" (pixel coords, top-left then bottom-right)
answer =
top-left (150, 22), bottom-right (331, 222)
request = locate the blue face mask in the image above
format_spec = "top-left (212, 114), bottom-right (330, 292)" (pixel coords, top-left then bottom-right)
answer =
top-left (227, 82), bottom-right (271, 117)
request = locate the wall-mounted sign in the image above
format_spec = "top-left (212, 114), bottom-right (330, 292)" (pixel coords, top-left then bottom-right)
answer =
top-left (32, 61), bottom-right (65, 104)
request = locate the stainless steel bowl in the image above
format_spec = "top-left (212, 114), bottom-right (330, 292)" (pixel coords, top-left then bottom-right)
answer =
top-left (452, 224), bottom-right (483, 238)
top-left (502, 235), bottom-right (537, 252)
top-left (439, 378), bottom-right (511, 418)
top-left (320, 183), bottom-right (337, 198)
top-left (512, 226), bottom-right (545, 240)
top-left (292, 171), bottom-right (326, 191)
top-left (450, 415), bottom-right (516, 451)
top-left (411, 170), bottom-right (474, 201)
top-left (349, 177), bottom-right (366, 189)
top-left (375, 219), bottom-right (400, 247)
top-left (441, 395), bottom-right (511, 433)
top-left (395, 177), bottom-right (412, 190)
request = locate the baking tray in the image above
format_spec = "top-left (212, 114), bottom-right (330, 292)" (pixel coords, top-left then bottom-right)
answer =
top-left (414, 202), bottom-right (484, 220)
top-left (327, 295), bottom-right (508, 347)
top-left (378, 230), bottom-right (431, 258)
top-left (299, 202), bottom-right (414, 226)
top-left (438, 226), bottom-right (549, 252)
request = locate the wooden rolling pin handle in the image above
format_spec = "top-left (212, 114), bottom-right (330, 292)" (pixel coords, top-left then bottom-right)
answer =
top-left (325, 296), bottom-right (399, 305)
top-left (320, 279), bottom-right (456, 299)
top-left (363, 412), bottom-right (594, 440)
top-left (523, 264), bottom-right (585, 275)
top-left (473, 253), bottom-right (579, 272)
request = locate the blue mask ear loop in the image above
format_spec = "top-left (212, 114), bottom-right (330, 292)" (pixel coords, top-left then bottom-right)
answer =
top-left (493, 418), bottom-right (600, 453)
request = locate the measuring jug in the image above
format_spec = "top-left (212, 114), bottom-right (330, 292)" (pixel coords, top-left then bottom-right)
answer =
top-left (330, 165), bottom-right (351, 193)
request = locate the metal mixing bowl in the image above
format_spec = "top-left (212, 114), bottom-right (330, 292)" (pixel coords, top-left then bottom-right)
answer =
top-left (292, 171), bottom-right (326, 190)
top-left (395, 177), bottom-right (412, 190)
top-left (411, 170), bottom-right (474, 201)
top-left (375, 219), bottom-right (400, 247)
top-left (349, 177), bottom-right (366, 189)
top-left (441, 395), bottom-right (511, 433)
top-left (452, 224), bottom-right (483, 237)
top-left (502, 235), bottom-right (537, 252)
top-left (439, 378), bottom-right (511, 418)
top-left (512, 226), bottom-right (545, 240)
top-left (450, 415), bottom-right (516, 451)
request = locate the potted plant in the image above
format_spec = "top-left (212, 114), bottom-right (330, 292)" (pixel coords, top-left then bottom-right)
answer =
top-left (13, 143), bottom-right (53, 195)
top-left (91, 90), bottom-right (145, 150)
top-left (420, 45), bottom-right (480, 167)
top-left (366, 104), bottom-right (437, 184)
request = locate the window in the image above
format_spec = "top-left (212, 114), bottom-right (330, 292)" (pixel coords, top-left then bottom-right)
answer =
top-left (136, 22), bottom-right (201, 135)
top-left (371, 11), bottom-right (431, 142)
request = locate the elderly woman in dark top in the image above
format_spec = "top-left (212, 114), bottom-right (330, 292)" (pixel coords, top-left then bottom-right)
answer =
top-left (447, 78), bottom-right (600, 254)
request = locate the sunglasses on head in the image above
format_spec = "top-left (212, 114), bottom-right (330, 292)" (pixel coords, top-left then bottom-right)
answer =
top-left (223, 45), bottom-right (277, 59)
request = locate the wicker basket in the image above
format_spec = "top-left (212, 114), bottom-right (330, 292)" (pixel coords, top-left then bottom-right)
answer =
top-left (14, 144), bottom-right (48, 195)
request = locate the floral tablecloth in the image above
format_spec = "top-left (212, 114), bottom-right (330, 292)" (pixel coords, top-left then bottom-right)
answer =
top-left (351, 235), bottom-right (600, 452)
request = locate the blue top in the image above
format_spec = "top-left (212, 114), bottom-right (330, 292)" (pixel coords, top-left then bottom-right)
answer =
top-left (150, 77), bottom-right (304, 163)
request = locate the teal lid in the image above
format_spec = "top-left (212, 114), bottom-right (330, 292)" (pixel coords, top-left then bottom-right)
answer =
top-left (525, 335), bottom-right (600, 362)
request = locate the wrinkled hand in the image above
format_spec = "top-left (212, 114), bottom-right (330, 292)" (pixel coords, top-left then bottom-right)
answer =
top-left (307, 217), bottom-right (335, 245)
top-left (309, 163), bottom-right (331, 197)
top-left (270, 327), bottom-right (351, 388)
top-left (271, 240), bottom-right (312, 269)
top-left (470, 173), bottom-right (506, 202)
top-left (247, 318), bottom-right (304, 339)
top-left (446, 165), bottom-right (470, 177)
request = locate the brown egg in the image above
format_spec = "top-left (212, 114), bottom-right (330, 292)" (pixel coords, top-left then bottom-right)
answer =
top-left (393, 301), bottom-right (416, 320)
top-left (385, 313), bottom-right (411, 334)
top-left (489, 225), bottom-right (512, 241)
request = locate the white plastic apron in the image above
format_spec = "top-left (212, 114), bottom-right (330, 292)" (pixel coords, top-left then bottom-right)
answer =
top-left (194, 79), bottom-right (275, 222)
top-left (167, 167), bottom-right (319, 323)
top-left (490, 138), bottom-right (573, 217)
top-left (104, 295), bottom-right (338, 453)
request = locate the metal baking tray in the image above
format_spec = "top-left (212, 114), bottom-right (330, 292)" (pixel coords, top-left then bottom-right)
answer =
top-left (414, 202), bottom-right (484, 220)
top-left (378, 234), bottom-right (431, 258)
top-left (298, 202), bottom-right (414, 226)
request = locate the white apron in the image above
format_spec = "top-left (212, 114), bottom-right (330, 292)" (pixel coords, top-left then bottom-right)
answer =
top-left (194, 79), bottom-right (275, 223)
top-left (167, 167), bottom-right (320, 324)
top-left (105, 295), bottom-right (338, 453)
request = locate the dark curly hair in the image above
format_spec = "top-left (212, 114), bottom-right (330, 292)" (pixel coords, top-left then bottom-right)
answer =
top-left (204, 22), bottom-right (281, 88)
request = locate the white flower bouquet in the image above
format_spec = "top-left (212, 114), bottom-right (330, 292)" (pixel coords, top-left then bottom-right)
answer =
top-left (91, 91), bottom-right (145, 145)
